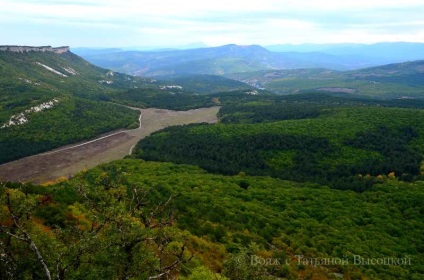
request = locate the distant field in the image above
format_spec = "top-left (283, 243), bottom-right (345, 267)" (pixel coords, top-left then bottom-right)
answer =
top-left (0, 107), bottom-right (219, 183)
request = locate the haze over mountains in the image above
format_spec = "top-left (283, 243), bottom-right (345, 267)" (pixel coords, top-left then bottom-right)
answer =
top-left (73, 42), bottom-right (424, 76)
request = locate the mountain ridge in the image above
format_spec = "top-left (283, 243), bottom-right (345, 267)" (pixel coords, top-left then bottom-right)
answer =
top-left (75, 43), bottom-right (424, 76)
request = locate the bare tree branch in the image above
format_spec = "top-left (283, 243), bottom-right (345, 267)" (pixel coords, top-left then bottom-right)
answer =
top-left (149, 242), bottom-right (189, 280)
top-left (3, 191), bottom-right (52, 280)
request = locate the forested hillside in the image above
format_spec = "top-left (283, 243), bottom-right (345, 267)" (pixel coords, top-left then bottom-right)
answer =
top-left (158, 74), bottom-right (254, 94)
top-left (0, 50), bottom-right (151, 164)
top-left (0, 98), bottom-right (139, 163)
top-left (135, 97), bottom-right (424, 191)
top-left (1, 159), bottom-right (422, 279)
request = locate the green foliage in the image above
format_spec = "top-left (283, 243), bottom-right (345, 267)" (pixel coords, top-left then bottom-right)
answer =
top-left (218, 102), bottom-right (321, 123)
top-left (2, 158), bottom-right (423, 279)
top-left (345, 126), bottom-right (422, 176)
top-left (0, 50), bottom-right (157, 163)
top-left (160, 74), bottom-right (254, 94)
top-left (110, 88), bottom-right (272, 111)
top-left (0, 51), bottom-right (151, 100)
top-left (111, 87), bottom-right (216, 110)
top-left (0, 98), bottom-right (138, 163)
top-left (64, 159), bottom-right (424, 279)
top-left (135, 105), bottom-right (424, 191)
top-left (352, 60), bottom-right (424, 87)
top-left (181, 266), bottom-right (229, 280)
top-left (0, 176), bottom-right (190, 279)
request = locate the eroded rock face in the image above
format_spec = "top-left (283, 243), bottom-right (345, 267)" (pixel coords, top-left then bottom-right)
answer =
top-left (0, 45), bottom-right (70, 54)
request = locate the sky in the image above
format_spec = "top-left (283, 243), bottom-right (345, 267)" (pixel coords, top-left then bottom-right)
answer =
top-left (1, 0), bottom-right (424, 48)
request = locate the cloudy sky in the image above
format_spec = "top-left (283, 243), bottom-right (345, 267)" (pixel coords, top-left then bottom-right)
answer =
top-left (1, 0), bottom-right (423, 48)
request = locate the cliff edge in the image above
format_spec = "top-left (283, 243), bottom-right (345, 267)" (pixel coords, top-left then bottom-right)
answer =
top-left (0, 45), bottom-right (70, 54)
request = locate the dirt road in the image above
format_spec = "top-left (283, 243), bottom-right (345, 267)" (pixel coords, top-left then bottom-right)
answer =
top-left (0, 107), bottom-right (219, 184)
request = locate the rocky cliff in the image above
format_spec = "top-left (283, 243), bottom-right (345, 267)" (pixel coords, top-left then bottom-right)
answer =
top-left (0, 45), bottom-right (70, 54)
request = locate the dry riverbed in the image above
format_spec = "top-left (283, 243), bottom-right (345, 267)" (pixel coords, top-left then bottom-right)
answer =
top-left (0, 107), bottom-right (219, 184)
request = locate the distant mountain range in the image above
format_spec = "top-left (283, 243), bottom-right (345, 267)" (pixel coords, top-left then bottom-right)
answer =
top-left (73, 43), bottom-right (424, 76)
top-left (226, 60), bottom-right (424, 99)
top-left (265, 42), bottom-right (424, 61)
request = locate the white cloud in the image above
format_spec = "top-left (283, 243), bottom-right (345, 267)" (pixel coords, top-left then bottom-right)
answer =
top-left (0, 0), bottom-right (423, 47)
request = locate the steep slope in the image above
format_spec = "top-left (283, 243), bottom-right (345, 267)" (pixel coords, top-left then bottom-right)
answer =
top-left (0, 47), bottom-right (147, 164)
top-left (0, 47), bottom-right (153, 102)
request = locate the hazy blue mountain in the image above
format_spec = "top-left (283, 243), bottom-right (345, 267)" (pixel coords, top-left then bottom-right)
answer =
top-left (78, 44), bottom-right (385, 76)
top-left (120, 42), bottom-right (209, 51)
top-left (266, 43), bottom-right (343, 52)
top-left (71, 47), bottom-right (123, 56)
top-left (266, 42), bottom-right (424, 64)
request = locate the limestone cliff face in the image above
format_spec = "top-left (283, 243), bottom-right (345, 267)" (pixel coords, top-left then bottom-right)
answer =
top-left (52, 46), bottom-right (70, 54)
top-left (0, 45), bottom-right (70, 54)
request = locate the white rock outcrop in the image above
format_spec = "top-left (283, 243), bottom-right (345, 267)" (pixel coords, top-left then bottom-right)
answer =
top-left (36, 62), bottom-right (68, 77)
top-left (1, 99), bottom-right (59, 129)
top-left (62, 66), bottom-right (77, 75)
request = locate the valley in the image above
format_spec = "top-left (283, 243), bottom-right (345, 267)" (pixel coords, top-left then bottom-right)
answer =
top-left (0, 106), bottom-right (219, 184)
top-left (2, 0), bottom-right (424, 277)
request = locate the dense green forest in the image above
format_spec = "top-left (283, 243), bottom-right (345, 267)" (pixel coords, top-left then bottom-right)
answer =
top-left (108, 89), bottom-right (272, 111)
top-left (108, 87), bottom-right (216, 110)
top-left (158, 74), bottom-right (254, 94)
top-left (135, 101), bottom-right (424, 191)
top-left (1, 159), bottom-right (423, 279)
